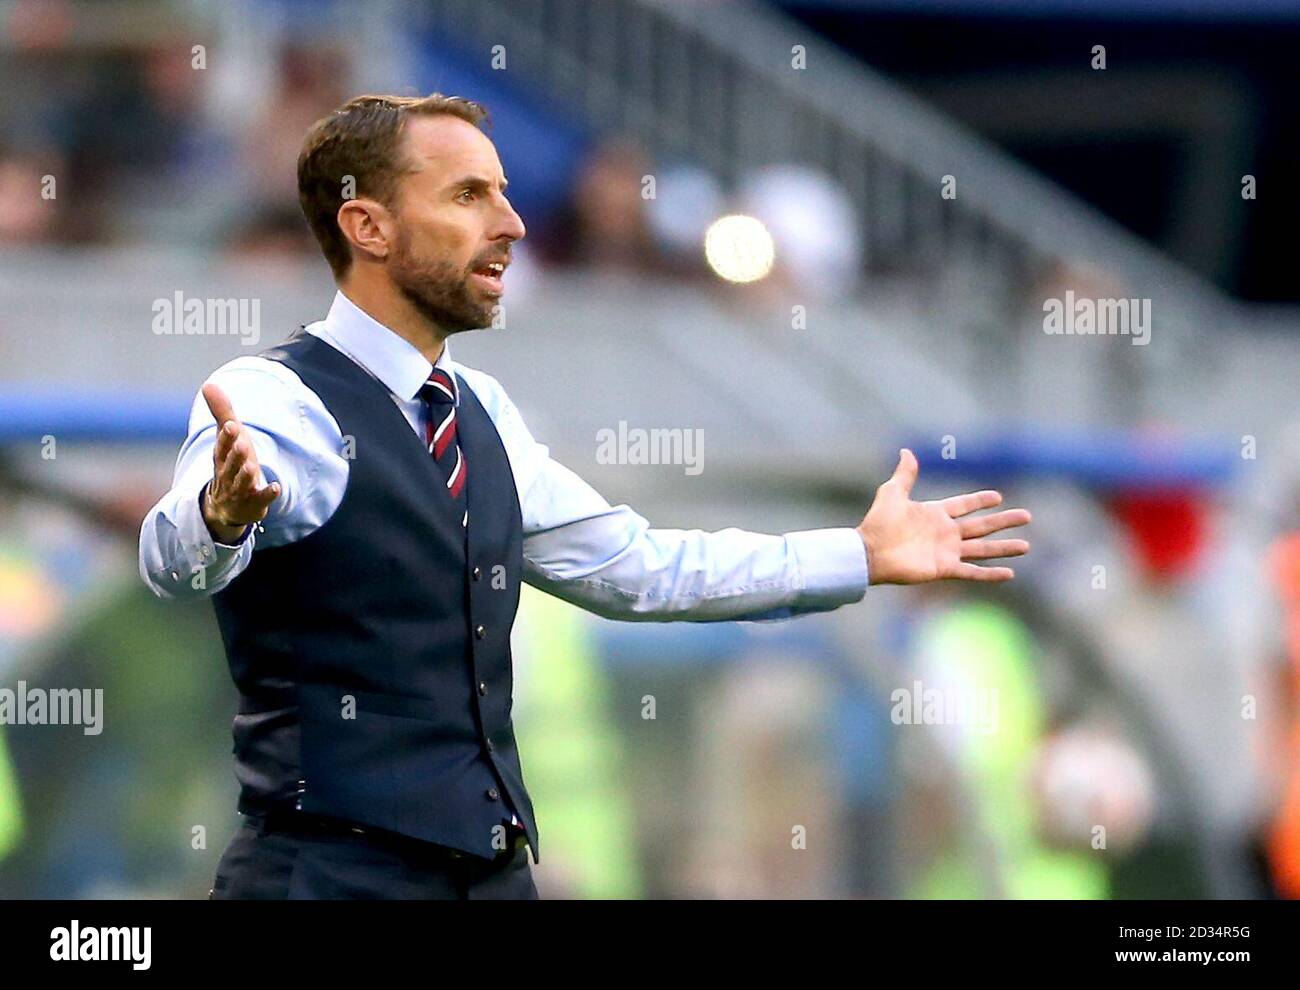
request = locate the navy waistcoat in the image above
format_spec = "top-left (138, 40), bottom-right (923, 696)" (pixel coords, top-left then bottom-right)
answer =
top-left (210, 331), bottom-right (539, 864)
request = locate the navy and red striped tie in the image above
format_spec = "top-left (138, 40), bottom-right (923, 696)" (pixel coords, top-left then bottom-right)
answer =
top-left (421, 368), bottom-right (468, 528)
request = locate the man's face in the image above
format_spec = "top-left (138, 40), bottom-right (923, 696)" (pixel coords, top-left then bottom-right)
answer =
top-left (385, 115), bottom-right (525, 333)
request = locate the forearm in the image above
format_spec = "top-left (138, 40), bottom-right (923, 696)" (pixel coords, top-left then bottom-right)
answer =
top-left (523, 512), bottom-right (868, 623)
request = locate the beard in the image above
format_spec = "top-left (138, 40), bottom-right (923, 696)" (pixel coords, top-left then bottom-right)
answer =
top-left (389, 229), bottom-right (496, 334)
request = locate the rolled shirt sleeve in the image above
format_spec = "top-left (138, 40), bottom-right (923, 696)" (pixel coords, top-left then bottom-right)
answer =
top-left (462, 368), bottom-right (871, 623)
top-left (521, 460), bottom-right (869, 622)
top-left (139, 432), bottom-right (257, 601)
top-left (138, 358), bottom-right (345, 600)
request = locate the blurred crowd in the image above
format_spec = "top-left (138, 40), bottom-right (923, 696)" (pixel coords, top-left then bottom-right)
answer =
top-left (1, 26), bottom-right (876, 299)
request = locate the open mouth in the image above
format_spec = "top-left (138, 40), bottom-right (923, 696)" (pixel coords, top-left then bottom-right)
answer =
top-left (470, 260), bottom-right (506, 295)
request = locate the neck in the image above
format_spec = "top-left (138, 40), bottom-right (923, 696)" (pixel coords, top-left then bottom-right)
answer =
top-left (337, 273), bottom-right (446, 366)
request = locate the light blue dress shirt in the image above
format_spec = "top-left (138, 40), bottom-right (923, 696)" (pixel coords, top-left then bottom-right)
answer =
top-left (138, 290), bottom-right (869, 620)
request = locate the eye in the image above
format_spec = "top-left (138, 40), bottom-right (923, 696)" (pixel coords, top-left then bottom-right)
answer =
top-left (457, 188), bottom-right (476, 203)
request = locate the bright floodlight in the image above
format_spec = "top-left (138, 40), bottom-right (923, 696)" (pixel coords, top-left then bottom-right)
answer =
top-left (704, 214), bottom-right (775, 284)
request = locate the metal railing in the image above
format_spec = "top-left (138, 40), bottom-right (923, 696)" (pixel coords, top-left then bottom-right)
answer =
top-left (421, 0), bottom-right (1226, 305)
top-left (413, 0), bottom-right (1246, 430)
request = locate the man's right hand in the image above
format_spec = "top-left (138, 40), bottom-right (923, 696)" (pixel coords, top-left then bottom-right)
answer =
top-left (200, 382), bottom-right (281, 544)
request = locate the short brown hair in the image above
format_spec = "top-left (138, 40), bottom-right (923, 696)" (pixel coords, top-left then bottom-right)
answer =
top-left (297, 93), bottom-right (489, 278)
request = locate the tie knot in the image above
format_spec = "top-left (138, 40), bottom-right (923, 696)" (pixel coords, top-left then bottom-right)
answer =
top-left (421, 368), bottom-right (456, 406)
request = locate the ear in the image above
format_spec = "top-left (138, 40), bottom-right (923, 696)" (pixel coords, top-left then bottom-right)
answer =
top-left (336, 197), bottom-right (396, 265)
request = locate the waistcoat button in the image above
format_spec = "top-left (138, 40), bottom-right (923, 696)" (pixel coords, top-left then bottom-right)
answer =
top-left (472, 566), bottom-right (482, 580)
top-left (486, 787), bottom-right (499, 801)
top-left (475, 624), bottom-right (486, 639)
top-left (478, 681), bottom-right (488, 696)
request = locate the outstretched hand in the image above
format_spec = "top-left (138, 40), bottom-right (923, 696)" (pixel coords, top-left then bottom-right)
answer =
top-left (200, 382), bottom-right (281, 543)
top-left (857, 449), bottom-right (1030, 585)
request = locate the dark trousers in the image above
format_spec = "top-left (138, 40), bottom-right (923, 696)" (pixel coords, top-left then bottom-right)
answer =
top-left (209, 812), bottom-right (539, 900)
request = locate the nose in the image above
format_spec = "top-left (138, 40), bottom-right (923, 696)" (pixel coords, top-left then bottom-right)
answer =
top-left (495, 194), bottom-right (526, 243)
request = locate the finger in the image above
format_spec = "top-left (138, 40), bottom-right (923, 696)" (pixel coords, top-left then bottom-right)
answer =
top-left (888, 448), bottom-right (919, 497)
top-left (950, 562), bottom-right (1015, 582)
top-left (958, 508), bottom-right (1032, 539)
top-left (941, 489), bottom-right (1002, 518)
top-left (218, 440), bottom-right (250, 489)
top-left (214, 420), bottom-right (240, 464)
top-left (960, 538), bottom-right (1029, 560)
top-left (235, 458), bottom-right (263, 494)
top-left (249, 481), bottom-right (282, 512)
top-left (202, 382), bottom-right (240, 432)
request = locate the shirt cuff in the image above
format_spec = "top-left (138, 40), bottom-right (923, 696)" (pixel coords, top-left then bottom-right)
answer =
top-left (195, 480), bottom-right (254, 550)
top-left (787, 527), bottom-right (870, 609)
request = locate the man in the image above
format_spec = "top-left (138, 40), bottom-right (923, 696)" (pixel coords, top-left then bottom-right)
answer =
top-left (138, 93), bottom-right (1030, 900)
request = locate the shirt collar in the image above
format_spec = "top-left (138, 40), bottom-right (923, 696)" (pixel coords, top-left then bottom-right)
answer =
top-left (316, 289), bottom-right (458, 405)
